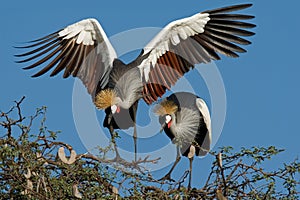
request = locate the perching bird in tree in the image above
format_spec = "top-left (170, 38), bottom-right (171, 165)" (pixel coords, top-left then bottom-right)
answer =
top-left (15, 4), bottom-right (255, 161)
top-left (154, 92), bottom-right (211, 189)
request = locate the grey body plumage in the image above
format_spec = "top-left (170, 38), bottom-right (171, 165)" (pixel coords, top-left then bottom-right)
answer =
top-left (156, 92), bottom-right (211, 188)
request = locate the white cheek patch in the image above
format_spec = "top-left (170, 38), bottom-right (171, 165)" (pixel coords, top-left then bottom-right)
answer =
top-left (165, 115), bottom-right (172, 124)
top-left (111, 105), bottom-right (117, 114)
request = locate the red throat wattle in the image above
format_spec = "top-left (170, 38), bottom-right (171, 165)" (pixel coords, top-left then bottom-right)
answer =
top-left (116, 106), bottom-right (121, 113)
top-left (167, 120), bottom-right (172, 128)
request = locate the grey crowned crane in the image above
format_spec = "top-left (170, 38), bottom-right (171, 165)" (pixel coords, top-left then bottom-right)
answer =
top-left (15, 4), bottom-right (255, 160)
top-left (154, 92), bottom-right (211, 189)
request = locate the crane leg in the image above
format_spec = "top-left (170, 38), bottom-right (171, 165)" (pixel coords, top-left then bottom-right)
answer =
top-left (132, 101), bottom-right (138, 162)
top-left (188, 156), bottom-right (194, 190)
top-left (159, 147), bottom-right (181, 182)
top-left (133, 123), bottom-right (137, 162)
top-left (109, 124), bottom-right (121, 160)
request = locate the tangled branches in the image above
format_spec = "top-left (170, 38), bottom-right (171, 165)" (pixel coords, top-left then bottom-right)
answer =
top-left (0, 97), bottom-right (299, 199)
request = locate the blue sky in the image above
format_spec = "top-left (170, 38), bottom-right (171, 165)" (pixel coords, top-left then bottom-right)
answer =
top-left (1, 0), bottom-right (300, 188)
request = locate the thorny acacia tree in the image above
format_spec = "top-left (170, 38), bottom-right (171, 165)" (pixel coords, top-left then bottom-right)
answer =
top-left (0, 97), bottom-right (299, 199)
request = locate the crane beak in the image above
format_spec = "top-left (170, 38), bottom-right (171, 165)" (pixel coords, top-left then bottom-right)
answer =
top-left (160, 123), bottom-right (166, 133)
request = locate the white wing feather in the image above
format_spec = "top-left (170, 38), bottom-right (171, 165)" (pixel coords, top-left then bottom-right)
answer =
top-left (196, 98), bottom-right (212, 155)
top-left (59, 18), bottom-right (117, 61)
top-left (57, 18), bottom-right (117, 93)
top-left (139, 13), bottom-right (210, 81)
top-left (18, 18), bottom-right (117, 93)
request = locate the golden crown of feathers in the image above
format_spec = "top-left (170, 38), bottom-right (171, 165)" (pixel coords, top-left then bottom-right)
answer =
top-left (154, 100), bottom-right (178, 116)
top-left (94, 89), bottom-right (117, 109)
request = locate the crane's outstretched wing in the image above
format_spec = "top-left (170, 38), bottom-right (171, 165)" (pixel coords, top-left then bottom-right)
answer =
top-left (138, 4), bottom-right (255, 104)
top-left (15, 18), bottom-right (117, 98)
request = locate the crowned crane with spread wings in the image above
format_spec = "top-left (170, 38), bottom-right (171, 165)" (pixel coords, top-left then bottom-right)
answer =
top-left (16, 4), bottom-right (255, 160)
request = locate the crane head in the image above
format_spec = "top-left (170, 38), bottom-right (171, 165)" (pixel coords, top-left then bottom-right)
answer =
top-left (159, 114), bottom-right (173, 132)
top-left (94, 89), bottom-right (121, 114)
top-left (154, 99), bottom-right (178, 132)
top-left (111, 104), bottom-right (121, 114)
top-left (165, 115), bottom-right (172, 128)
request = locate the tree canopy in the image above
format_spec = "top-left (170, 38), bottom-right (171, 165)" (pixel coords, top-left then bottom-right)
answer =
top-left (0, 97), bottom-right (299, 199)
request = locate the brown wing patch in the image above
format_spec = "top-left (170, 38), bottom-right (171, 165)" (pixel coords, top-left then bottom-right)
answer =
top-left (142, 51), bottom-right (193, 104)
